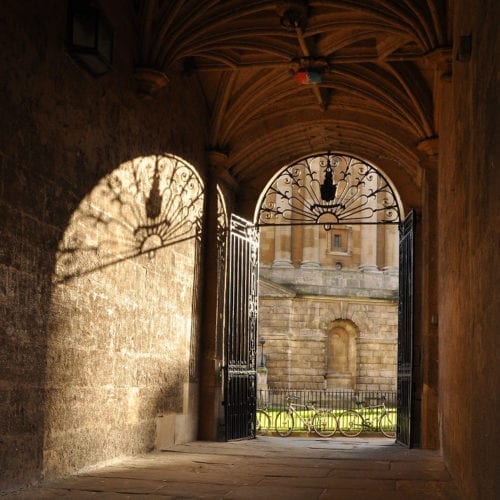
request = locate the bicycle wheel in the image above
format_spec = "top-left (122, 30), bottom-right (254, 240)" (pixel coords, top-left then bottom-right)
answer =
top-left (312, 410), bottom-right (338, 437)
top-left (379, 412), bottom-right (396, 438)
top-left (256, 410), bottom-right (271, 435)
top-left (338, 410), bottom-right (363, 437)
top-left (275, 410), bottom-right (294, 437)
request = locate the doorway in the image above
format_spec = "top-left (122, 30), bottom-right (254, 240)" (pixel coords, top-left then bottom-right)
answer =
top-left (222, 152), bottom-right (416, 446)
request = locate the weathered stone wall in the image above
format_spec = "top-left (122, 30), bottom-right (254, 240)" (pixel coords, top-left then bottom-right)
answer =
top-left (261, 265), bottom-right (398, 299)
top-left (0, 1), bottom-right (208, 491)
top-left (259, 290), bottom-right (397, 391)
top-left (356, 339), bottom-right (397, 392)
top-left (44, 155), bottom-right (203, 477)
top-left (46, 237), bottom-right (199, 476)
top-left (438, 1), bottom-right (499, 497)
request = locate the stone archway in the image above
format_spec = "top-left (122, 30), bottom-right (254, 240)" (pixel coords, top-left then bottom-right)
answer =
top-left (256, 153), bottom-right (401, 393)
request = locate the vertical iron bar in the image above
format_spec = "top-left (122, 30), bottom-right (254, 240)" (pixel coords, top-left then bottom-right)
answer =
top-left (397, 210), bottom-right (415, 447)
top-left (224, 215), bottom-right (259, 440)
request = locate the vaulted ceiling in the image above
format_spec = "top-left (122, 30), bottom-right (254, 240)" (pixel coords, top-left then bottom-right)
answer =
top-left (133, 0), bottom-right (450, 204)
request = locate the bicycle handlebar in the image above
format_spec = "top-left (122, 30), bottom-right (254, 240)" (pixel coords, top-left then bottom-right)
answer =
top-left (286, 395), bottom-right (319, 404)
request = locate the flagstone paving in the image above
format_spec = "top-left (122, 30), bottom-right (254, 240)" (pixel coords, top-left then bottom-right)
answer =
top-left (2, 437), bottom-right (462, 499)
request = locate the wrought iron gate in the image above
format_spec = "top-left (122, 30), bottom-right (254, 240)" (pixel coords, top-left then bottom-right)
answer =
top-left (252, 152), bottom-right (417, 444)
top-left (224, 214), bottom-right (259, 440)
top-left (397, 210), bottom-right (416, 447)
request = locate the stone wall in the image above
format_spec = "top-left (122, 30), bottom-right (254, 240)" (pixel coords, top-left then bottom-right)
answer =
top-left (261, 265), bottom-right (398, 299)
top-left (258, 182), bottom-right (399, 393)
top-left (0, 1), bottom-right (208, 490)
top-left (259, 285), bottom-right (397, 391)
top-left (438, 1), bottom-right (499, 497)
top-left (43, 155), bottom-right (203, 478)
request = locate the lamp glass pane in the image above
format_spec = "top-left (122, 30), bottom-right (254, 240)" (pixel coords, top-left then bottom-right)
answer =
top-left (72, 10), bottom-right (97, 49)
top-left (97, 17), bottom-right (113, 62)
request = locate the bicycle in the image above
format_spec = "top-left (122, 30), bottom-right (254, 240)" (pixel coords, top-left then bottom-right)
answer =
top-left (275, 395), bottom-right (338, 437)
top-left (256, 407), bottom-right (272, 435)
top-left (338, 395), bottom-right (396, 438)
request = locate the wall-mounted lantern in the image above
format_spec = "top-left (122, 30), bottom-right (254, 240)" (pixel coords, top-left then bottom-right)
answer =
top-left (66, 0), bottom-right (113, 77)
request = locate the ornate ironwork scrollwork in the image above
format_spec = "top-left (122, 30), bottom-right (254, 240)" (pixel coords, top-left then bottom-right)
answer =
top-left (55, 154), bottom-right (204, 283)
top-left (257, 153), bottom-right (400, 229)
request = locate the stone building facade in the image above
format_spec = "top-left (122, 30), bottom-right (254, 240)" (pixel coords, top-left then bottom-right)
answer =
top-left (258, 214), bottom-right (399, 392)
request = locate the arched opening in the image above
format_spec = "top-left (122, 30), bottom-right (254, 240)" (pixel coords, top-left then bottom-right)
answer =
top-left (326, 320), bottom-right (358, 391)
top-left (253, 152), bottom-right (406, 442)
top-left (45, 154), bottom-right (204, 478)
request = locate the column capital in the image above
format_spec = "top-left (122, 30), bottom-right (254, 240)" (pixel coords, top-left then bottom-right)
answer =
top-left (417, 136), bottom-right (439, 170)
top-left (423, 47), bottom-right (452, 82)
top-left (207, 150), bottom-right (239, 191)
top-left (134, 67), bottom-right (170, 98)
top-left (207, 149), bottom-right (229, 168)
top-left (417, 136), bottom-right (439, 156)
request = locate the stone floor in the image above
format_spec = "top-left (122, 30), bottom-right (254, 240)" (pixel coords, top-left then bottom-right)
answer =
top-left (3, 437), bottom-right (462, 499)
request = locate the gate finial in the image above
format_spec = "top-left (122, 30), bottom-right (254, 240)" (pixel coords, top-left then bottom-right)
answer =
top-left (320, 154), bottom-right (336, 202)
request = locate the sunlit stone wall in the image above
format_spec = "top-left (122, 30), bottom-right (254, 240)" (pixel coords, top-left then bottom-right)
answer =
top-left (259, 284), bottom-right (397, 391)
top-left (0, 3), bottom-right (208, 489)
top-left (44, 155), bottom-right (203, 477)
top-left (258, 216), bottom-right (399, 392)
top-left (46, 239), bottom-right (198, 475)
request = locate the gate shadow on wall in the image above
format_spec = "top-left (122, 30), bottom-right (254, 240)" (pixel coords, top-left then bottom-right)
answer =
top-left (45, 154), bottom-right (204, 478)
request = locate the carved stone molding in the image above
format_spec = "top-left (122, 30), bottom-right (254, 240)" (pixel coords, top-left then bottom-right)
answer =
top-left (134, 67), bottom-right (170, 97)
top-left (207, 150), bottom-right (239, 191)
top-left (417, 137), bottom-right (439, 170)
top-left (424, 48), bottom-right (452, 82)
top-left (417, 137), bottom-right (439, 157)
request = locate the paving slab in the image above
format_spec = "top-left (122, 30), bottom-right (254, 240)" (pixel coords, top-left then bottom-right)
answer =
top-left (1, 437), bottom-right (462, 499)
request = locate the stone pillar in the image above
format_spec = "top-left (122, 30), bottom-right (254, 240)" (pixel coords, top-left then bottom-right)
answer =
top-left (301, 162), bottom-right (320, 267)
top-left (273, 224), bottom-right (293, 267)
top-left (417, 46), bottom-right (451, 449)
top-left (383, 224), bottom-right (399, 274)
top-left (272, 176), bottom-right (293, 267)
top-left (301, 224), bottom-right (320, 267)
top-left (198, 151), bottom-right (237, 441)
top-left (359, 175), bottom-right (379, 272)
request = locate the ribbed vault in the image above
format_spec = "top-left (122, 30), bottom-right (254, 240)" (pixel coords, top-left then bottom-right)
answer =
top-left (134, 0), bottom-right (449, 206)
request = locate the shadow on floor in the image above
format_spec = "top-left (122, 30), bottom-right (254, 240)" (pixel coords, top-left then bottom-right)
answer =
top-left (3, 437), bottom-right (462, 499)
